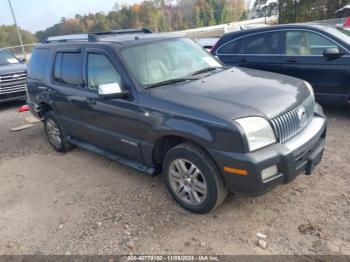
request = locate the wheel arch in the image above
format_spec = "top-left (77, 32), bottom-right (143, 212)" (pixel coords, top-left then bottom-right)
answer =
top-left (37, 101), bottom-right (53, 118)
top-left (151, 134), bottom-right (221, 176)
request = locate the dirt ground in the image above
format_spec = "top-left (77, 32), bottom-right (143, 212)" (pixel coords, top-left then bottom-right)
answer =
top-left (0, 101), bottom-right (349, 255)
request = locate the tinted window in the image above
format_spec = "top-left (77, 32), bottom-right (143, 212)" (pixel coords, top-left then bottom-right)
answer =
top-left (245, 35), bottom-right (266, 54)
top-left (286, 31), bottom-right (339, 56)
top-left (87, 53), bottom-right (121, 90)
top-left (28, 48), bottom-right (50, 80)
top-left (218, 38), bottom-right (244, 54)
top-left (218, 32), bottom-right (281, 55)
top-left (53, 53), bottom-right (62, 82)
top-left (55, 52), bottom-right (82, 86)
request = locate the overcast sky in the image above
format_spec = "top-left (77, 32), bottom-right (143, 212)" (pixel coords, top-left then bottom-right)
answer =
top-left (0, 0), bottom-right (143, 33)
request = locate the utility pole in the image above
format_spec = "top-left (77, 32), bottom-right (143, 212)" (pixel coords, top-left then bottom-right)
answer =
top-left (265, 0), bottom-right (267, 24)
top-left (8, 0), bottom-right (27, 61)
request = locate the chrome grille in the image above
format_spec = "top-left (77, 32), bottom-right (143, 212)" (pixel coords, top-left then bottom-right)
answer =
top-left (270, 95), bottom-right (315, 143)
top-left (0, 72), bottom-right (27, 95)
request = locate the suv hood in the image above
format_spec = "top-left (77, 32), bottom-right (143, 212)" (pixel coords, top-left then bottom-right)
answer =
top-left (149, 67), bottom-right (310, 120)
top-left (0, 63), bottom-right (26, 75)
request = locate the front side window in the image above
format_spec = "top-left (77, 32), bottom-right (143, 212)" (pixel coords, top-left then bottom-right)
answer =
top-left (53, 52), bottom-right (82, 86)
top-left (285, 31), bottom-right (340, 56)
top-left (87, 53), bottom-right (121, 90)
top-left (121, 38), bottom-right (222, 87)
top-left (218, 32), bottom-right (282, 55)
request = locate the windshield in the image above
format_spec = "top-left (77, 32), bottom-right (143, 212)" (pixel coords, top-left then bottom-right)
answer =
top-left (121, 38), bottom-right (222, 87)
top-left (322, 26), bottom-right (350, 43)
top-left (0, 51), bottom-right (20, 66)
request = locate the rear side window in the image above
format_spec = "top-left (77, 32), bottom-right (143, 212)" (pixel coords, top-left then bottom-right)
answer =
top-left (218, 32), bottom-right (282, 55)
top-left (53, 52), bottom-right (82, 86)
top-left (28, 48), bottom-right (50, 80)
top-left (217, 38), bottom-right (244, 54)
top-left (53, 53), bottom-right (62, 82)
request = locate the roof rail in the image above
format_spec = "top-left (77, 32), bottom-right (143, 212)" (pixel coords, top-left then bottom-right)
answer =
top-left (45, 28), bottom-right (153, 43)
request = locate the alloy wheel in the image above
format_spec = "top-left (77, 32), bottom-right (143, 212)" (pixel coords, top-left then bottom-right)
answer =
top-left (46, 119), bottom-right (62, 148)
top-left (168, 159), bottom-right (208, 206)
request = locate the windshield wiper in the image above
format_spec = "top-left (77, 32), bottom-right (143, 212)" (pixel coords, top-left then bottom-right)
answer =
top-left (191, 67), bottom-right (222, 76)
top-left (145, 78), bottom-right (196, 89)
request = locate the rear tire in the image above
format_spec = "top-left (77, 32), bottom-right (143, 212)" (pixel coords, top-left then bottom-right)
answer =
top-left (163, 143), bottom-right (227, 214)
top-left (43, 111), bottom-right (74, 153)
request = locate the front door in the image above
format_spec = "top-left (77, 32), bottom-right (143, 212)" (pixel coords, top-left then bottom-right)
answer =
top-left (279, 30), bottom-right (350, 104)
top-left (77, 49), bottom-right (142, 161)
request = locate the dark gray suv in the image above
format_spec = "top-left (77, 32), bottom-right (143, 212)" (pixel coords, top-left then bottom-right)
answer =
top-left (26, 29), bottom-right (327, 213)
top-left (0, 50), bottom-right (27, 103)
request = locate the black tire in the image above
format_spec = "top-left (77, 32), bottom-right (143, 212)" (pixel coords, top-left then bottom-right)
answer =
top-left (163, 142), bottom-right (227, 214)
top-left (43, 111), bottom-right (74, 153)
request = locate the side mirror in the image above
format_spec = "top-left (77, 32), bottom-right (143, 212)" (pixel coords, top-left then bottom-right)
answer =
top-left (323, 48), bottom-right (344, 59)
top-left (18, 57), bottom-right (26, 63)
top-left (98, 83), bottom-right (129, 99)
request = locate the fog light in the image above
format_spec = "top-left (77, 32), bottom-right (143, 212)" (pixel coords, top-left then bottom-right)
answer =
top-left (261, 165), bottom-right (279, 182)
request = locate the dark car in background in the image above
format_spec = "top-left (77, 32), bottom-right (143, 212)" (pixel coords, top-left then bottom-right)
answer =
top-left (212, 24), bottom-right (350, 105)
top-left (0, 50), bottom-right (27, 104)
top-left (27, 30), bottom-right (326, 213)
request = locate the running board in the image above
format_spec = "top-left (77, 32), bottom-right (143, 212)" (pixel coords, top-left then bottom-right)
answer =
top-left (68, 137), bottom-right (156, 176)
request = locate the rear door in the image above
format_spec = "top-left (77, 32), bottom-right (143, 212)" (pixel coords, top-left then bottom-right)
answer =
top-left (279, 30), bottom-right (350, 104)
top-left (50, 48), bottom-right (91, 141)
top-left (216, 31), bottom-right (284, 74)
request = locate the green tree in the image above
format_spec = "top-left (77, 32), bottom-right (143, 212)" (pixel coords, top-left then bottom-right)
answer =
top-left (254, 0), bottom-right (350, 24)
top-left (34, 0), bottom-right (248, 41)
top-left (0, 25), bottom-right (37, 51)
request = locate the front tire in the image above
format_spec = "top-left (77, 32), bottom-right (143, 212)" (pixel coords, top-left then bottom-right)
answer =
top-left (163, 143), bottom-right (227, 214)
top-left (44, 111), bottom-right (74, 153)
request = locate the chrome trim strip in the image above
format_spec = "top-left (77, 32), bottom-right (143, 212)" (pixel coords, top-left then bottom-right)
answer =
top-left (285, 116), bottom-right (325, 152)
top-left (271, 95), bottom-right (315, 144)
top-left (0, 77), bottom-right (26, 83)
top-left (262, 173), bottom-right (284, 184)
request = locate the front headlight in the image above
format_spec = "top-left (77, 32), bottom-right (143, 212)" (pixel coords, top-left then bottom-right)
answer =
top-left (235, 117), bottom-right (277, 152)
top-left (304, 81), bottom-right (315, 99)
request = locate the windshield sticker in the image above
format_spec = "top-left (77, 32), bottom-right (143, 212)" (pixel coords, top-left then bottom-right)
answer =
top-left (7, 58), bottom-right (18, 64)
top-left (202, 57), bottom-right (221, 67)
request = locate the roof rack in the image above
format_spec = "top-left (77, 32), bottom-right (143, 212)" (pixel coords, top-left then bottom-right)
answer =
top-left (45, 28), bottom-right (153, 43)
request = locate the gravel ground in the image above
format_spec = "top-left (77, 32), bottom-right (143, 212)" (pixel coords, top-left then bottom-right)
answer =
top-left (0, 101), bottom-right (349, 255)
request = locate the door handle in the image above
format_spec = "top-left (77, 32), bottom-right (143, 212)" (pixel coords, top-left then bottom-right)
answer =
top-left (285, 58), bottom-right (299, 63)
top-left (85, 97), bottom-right (96, 105)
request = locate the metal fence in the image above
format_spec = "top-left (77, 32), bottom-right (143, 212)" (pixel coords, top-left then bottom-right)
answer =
top-left (1, 16), bottom-right (348, 60)
top-left (307, 18), bottom-right (346, 27)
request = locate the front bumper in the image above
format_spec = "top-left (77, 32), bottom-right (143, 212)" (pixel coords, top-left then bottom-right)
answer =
top-left (209, 105), bottom-right (327, 195)
top-left (0, 92), bottom-right (27, 104)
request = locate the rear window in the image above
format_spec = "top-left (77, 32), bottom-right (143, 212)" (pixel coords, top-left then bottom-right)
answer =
top-left (53, 52), bottom-right (82, 86)
top-left (28, 48), bottom-right (50, 80)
